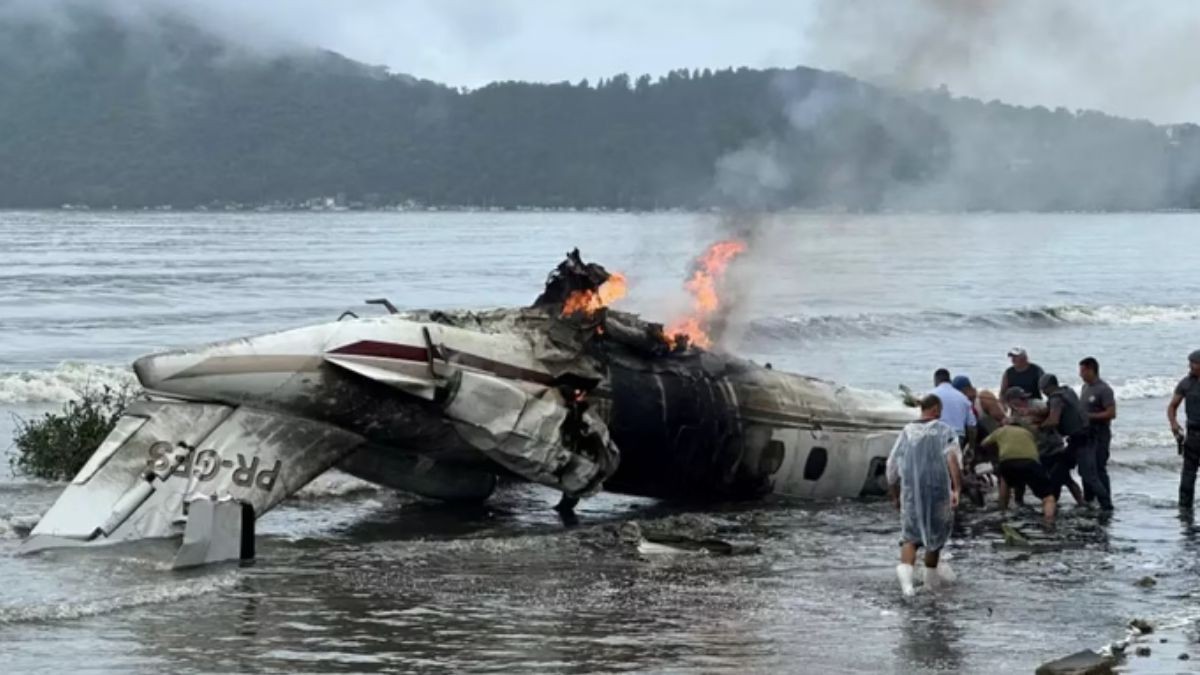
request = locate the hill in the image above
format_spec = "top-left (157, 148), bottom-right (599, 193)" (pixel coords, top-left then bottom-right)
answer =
top-left (2, 5), bottom-right (1199, 211)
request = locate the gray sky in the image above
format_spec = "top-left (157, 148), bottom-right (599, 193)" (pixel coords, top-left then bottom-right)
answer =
top-left (33, 0), bottom-right (1200, 123)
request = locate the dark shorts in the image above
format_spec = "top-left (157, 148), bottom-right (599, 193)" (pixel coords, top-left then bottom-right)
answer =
top-left (1000, 459), bottom-right (1054, 500)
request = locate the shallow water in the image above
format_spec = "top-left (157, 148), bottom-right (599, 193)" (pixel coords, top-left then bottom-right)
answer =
top-left (3, 211), bottom-right (1200, 673)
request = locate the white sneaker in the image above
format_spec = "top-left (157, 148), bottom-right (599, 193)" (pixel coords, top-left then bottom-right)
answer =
top-left (896, 564), bottom-right (916, 597)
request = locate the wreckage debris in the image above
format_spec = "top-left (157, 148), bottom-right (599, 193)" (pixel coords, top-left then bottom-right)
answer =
top-left (1130, 618), bottom-right (1155, 635)
top-left (583, 516), bottom-right (762, 558)
top-left (25, 248), bottom-right (915, 567)
top-left (1034, 650), bottom-right (1115, 675)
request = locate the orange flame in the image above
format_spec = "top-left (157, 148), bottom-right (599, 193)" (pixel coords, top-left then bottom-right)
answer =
top-left (664, 240), bottom-right (747, 349)
top-left (561, 272), bottom-right (628, 317)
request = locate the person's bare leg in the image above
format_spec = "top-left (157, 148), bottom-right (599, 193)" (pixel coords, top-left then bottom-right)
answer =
top-left (1065, 475), bottom-right (1085, 505)
top-left (998, 478), bottom-right (1010, 512)
top-left (1042, 496), bottom-right (1057, 525)
top-left (897, 543), bottom-right (918, 596)
top-left (923, 548), bottom-right (945, 591)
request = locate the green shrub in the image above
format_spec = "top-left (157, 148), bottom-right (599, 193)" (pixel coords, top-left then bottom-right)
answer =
top-left (11, 385), bottom-right (137, 481)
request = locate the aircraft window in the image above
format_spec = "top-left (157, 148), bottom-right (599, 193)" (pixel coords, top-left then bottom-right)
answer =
top-left (760, 440), bottom-right (785, 476)
top-left (803, 447), bottom-right (828, 480)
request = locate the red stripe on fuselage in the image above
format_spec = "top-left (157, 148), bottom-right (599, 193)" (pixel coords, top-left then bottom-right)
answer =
top-left (329, 340), bottom-right (432, 362)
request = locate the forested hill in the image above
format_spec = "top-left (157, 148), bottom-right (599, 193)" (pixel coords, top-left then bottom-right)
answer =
top-left (4, 6), bottom-right (1200, 211)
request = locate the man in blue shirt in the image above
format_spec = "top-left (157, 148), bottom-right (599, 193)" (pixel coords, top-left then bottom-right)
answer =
top-left (932, 369), bottom-right (977, 452)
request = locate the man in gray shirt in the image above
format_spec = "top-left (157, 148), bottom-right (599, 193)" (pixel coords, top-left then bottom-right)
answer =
top-left (1168, 350), bottom-right (1200, 508)
top-left (1079, 357), bottom-right (1116, 506)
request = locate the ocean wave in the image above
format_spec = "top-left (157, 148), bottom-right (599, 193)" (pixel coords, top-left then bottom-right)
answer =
top-left (834, 385), bottom-right (911, 414)
top-left (293, 470), bottom-right (380, 500)
top-left (0, 514), bottom-right (39, 540)
top-left (0, 362), bottom-right (137, 404)
top-left (1111, 376), bottom-right (1178, 401)
top-left (0, 571), bottom-right (238, 625)
top-left (748, 303), bottom-right (1200, 341)
top-left (1114, 429), bottom-right (1176, 450)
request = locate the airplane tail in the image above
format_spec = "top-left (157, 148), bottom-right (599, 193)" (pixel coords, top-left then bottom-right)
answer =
top-left (22, 400), bottom-right (364, 566)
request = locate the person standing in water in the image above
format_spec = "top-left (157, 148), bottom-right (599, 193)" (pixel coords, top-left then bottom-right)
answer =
top-left (1001, 348), bottom-right (1045, 401)
top-left (887, 394), bottom-right (963, 597)
top-left (1167, 350), bottom-right (1200, 509)
top-left (1042, 373), bottom-right (1111, 511)
top-left (1079, 357), bottom-right (1116, 506)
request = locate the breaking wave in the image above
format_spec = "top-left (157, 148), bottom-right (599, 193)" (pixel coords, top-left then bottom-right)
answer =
top-left (293, 470), bottom-right (380, 500)
top-left (0, 514), bottom-right (39, 540)
top-left (1114, 430), bottom-right (1176, 451)
top-left (0, 362), bottom-right (136, 404)
top-left (0, 572), bottom-right (239, 625)
top-left (834, 385), bottom-right (910, 414)
top-left (1111, 376), bottom-right (1179, 401)
top-left (748, 303), bottom-right (1200, 341)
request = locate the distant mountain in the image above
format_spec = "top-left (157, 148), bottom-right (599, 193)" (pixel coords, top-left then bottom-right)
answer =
top-left (2, 4), bottom-right (1200, 211)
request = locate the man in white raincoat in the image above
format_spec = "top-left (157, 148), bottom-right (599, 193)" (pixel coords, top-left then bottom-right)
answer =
top-left (887, 393), bottom-right (964, 596)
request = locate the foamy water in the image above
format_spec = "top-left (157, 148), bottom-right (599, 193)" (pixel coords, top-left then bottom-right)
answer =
top-left (0, 362), bottom-right (136, 404)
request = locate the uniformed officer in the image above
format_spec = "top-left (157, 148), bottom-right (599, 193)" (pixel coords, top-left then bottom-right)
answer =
top-left (1167, 350), bottom-right (1200, 508)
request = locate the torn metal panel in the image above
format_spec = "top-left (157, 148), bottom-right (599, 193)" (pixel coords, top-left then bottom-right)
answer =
top-left (440, 369), bottom-right (618, 497)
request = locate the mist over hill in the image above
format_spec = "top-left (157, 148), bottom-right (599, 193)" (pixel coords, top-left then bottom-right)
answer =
top-left (3, 3), bottom-right (1200, 212)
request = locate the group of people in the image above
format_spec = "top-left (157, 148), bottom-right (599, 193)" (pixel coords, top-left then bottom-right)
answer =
top-left (885, 347), bottom-right (1116, 596)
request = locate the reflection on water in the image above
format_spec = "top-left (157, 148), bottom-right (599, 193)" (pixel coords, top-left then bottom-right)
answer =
top-left (1, 471), bottom-right (1196, 673)
top-left (897, 605), bottom-right (964, 673)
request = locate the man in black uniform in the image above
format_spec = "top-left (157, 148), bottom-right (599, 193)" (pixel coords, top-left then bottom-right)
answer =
top-left (1002, 347), bottom-right (1045, 401)
top-left (1167, 350), bottom-right (1200, 509)
top-left (1042, 373), bottom-right (1111, 511)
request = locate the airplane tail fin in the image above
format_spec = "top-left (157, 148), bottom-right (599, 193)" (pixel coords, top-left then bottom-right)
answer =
top-left (23, 400), bottom-right (363, 565)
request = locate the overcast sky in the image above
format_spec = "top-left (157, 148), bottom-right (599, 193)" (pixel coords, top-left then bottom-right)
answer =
top-left (30, 0), bottom-right (1200, 124)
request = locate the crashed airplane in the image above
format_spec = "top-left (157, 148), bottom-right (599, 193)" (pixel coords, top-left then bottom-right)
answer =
top-left (25, 250), bottom-right (911, 565)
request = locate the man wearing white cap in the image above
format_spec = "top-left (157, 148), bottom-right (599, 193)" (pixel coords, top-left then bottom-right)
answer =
top-left (1001, 348), bottom-right (1045, 401)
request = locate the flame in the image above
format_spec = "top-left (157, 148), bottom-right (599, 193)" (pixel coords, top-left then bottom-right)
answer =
top-left (561, 272), bottom-right (627, 317)
top-left (664, 240), bottom-right (747, 349)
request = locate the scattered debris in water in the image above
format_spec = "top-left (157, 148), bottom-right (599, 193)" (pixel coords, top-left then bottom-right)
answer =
top-left (1129, 618), bottom-right (1155, 635)
top-left (580, 514), bottom-right (762, 558)
top-left (1034, 649), bottom-right (1114, 675)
